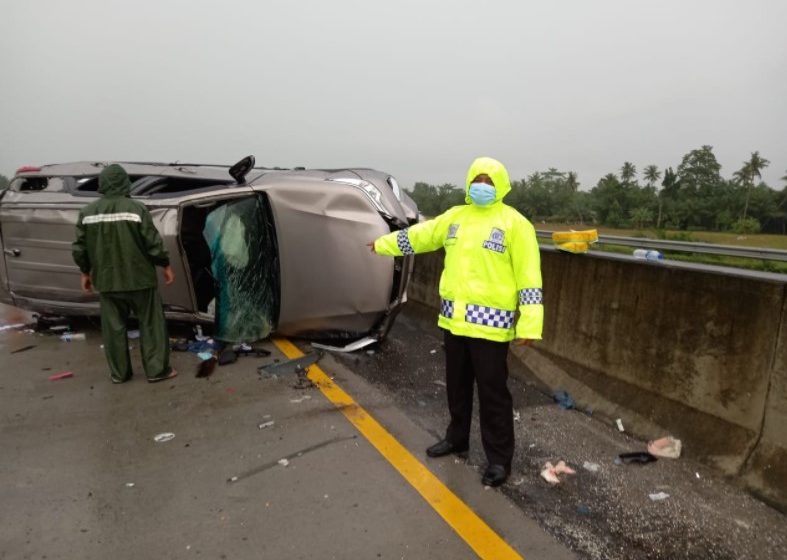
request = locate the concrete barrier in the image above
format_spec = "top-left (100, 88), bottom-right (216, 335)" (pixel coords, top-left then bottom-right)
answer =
top-left (408, 248), bottom-right (787, 511)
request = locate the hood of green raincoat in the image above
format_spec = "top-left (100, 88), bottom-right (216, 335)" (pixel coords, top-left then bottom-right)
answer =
top-left (98, 164), bottom-right (132, 197)
top-left (464, 157), bottom-right (511, 205)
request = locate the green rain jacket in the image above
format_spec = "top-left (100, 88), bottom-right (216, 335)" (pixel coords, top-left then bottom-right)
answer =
top-left (72, 164), bottom-right (170, 292)
top-left (374, 157), bottom-right (543, 342)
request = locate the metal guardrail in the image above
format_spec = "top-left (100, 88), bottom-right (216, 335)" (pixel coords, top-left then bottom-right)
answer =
top-left (536, 230), bottom-right (787, 262)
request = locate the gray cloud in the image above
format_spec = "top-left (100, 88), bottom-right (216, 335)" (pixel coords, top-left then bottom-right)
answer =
top-left (2, 0), bottom-right (785, 190)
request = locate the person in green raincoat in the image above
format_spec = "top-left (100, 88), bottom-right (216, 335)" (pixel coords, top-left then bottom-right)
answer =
top-left (371, 157), bottom-right (543, 487)
top-left (72, 164), bottom-right (177, 384)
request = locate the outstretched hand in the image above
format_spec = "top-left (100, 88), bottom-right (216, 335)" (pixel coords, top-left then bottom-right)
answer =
top-left (512, 339), bottom-right (533, 346)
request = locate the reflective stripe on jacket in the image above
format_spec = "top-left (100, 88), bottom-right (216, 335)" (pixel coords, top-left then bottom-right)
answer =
top-left (72, 165), bottom-right (170, 293)
top-left (374, 157), bottom-right (543, 342)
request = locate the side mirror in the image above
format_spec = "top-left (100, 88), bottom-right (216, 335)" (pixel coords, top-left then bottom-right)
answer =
top-left (229, 155), bottom-right (256, 185)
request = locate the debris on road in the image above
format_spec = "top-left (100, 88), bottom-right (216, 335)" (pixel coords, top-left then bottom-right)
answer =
top-left (618, 452), bottom-right (658, 465)
top-left (513, 409), bottom-right (521, 422)
top-left (312, 337), bottom-right (377, 353)
top-left (259, 351), bottom-right (322, 377)
top-left (615, 418), bottom-right (625, 432)
top-left (258, 421), bottom-right (275, 430)
top-left (48, 371), bottom-right (73, 381)
top-left (648, 492), bottom-right (670, 501)
top-left (153, 432), bottom-right (176, 443)
top-left (10, 345), bottom-right (36, 354)
top-left (582, 461), bottom-right (601, 473)
top-left (648, 436), bottom-right (682, 459)
top-left (125, 482), bottom-right (135, 488)
top-left (196, 354), bottom-right (218, 378)
top-left (540, 460), bottom-right (576, 485)
top-left (60, 332), bottom-right (86, 341)
top-left (429, 349), bottom-right (437, 354)
top-left (433, 379), bottom-right (446, 387)
top-left (553, 389), bottom-right (575, 410)
top-left (278, 458), bottom-right (290, 467)
top-left (290, 395), bottom-right (312, 404)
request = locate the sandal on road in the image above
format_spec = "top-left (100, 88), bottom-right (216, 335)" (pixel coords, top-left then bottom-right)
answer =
top-left (148, 369), bottom-right (178, 383)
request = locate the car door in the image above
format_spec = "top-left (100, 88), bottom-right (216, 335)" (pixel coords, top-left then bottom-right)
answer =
top-left (0, 176), bottom-right (91, 310)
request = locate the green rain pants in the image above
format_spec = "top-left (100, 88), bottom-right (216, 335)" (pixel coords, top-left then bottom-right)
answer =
top-left (99, 288), bottom-right (172, 383)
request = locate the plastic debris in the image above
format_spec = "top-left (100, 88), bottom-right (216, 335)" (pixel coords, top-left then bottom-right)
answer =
top-left (60, 333), bottom-right (86, 342)
top-left (513, 410), bottom-right (521, 422)
top-left (125, 482), bottom-right (135, 488)
top-left (430, 349), bottom-right (437, 354)
top-left (311, 337), bottom-right (377, 353)
top-left (258, 421), bottom-right (275, 430)
top-left (648, 492), bottom-right (670, 501)
top-left (48, 371), bottom-right (73, 381)
top-left (127, 330), bottom-right (140, 339)
top-left (540, 460), bottom-right (576, 485)
top-left (194, 325), bottom-right (207, 341)
top-left (290, 395), bottom-right (312, 404)
top-left (647, 436), bottom-right (682, 459)
top-left (278, 458), bottom-right (290, 467)
top-left (582, 461), bottom-right (600, 472)
top-left (153, 432), bottom-right (176, 443)
top-left (553, 390), bottom-right (575, 410)
top-left (696, 472), bottom-right (701, 479)
top-left (433, 380), bottom-right (447, 387)
top-left (615, 418), bottom-right (625, 432)
top-left (618, 452), bottom-right (657, 465)
top-left (197, 351), bottom-right (214, 361)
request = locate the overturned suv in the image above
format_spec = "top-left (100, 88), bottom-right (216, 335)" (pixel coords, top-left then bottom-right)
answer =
top-left (0, 157), bottom-right (418, 342)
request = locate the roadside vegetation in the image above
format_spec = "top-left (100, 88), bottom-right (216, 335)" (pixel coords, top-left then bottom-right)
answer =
top-left (408, 146), bottom-right (787, 273)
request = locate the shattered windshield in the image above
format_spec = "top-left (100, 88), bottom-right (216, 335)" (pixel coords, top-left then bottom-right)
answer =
top-left (203, 195), bottom-right (278, 343)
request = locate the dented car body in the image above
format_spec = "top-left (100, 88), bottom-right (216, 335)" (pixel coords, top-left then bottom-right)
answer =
top-left (0, 159), bottom-right (418, 340)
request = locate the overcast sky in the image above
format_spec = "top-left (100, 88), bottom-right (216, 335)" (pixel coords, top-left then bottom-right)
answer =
top-left (2, 0), bottom-right (785, 191)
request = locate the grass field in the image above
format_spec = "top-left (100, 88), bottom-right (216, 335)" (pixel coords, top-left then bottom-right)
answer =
top-left (538, 224), bottom-right (787, 273)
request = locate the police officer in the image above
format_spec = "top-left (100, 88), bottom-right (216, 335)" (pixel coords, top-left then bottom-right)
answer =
top-left (72, 164), bottom-right (177, 384)
top-left (371, 157), bottom-right (543, 486)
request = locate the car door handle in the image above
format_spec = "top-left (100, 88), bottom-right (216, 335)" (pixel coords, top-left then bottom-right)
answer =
top-left (4, 249), bottom-right (21, 257)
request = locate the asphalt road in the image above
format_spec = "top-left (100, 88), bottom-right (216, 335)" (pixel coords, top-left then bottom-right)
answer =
top-left (1, 302), bottom-right (785, 560)
top-left (0, 304), bottom-right (571, 560)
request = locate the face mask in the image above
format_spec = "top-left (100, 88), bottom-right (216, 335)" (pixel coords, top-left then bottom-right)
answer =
top-left (469, 182), bottom-right (496, 206)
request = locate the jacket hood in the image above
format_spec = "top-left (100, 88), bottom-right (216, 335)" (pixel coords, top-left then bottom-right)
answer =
top-left (98, 164), bottom-right (132, 196)
top-left (465, 157), bottom-right (511, 205)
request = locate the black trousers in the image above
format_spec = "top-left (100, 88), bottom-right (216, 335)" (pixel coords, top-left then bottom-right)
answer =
top-left (443, 329), bottom-right (514, 468)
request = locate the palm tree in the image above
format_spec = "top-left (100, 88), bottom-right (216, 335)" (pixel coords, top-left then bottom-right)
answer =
top-left (566, 171), bottom-right (579, 192)
top-left (620, 162), bottom-right (637, 184)
top-left (737, 151), bottom-right (770, 220)
top-left (643, 165), bottom-right (661, 188)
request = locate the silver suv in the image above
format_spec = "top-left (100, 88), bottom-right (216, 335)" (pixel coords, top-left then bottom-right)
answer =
top-left (0, 157), bottom-right (418, 341)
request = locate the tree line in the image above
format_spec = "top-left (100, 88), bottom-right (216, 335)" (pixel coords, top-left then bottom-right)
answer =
top-left (408, 146), bottom-right (787, 235)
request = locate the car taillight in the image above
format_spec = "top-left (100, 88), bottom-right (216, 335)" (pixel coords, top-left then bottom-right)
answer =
top-left (16, 166), bottom-right (41, 174)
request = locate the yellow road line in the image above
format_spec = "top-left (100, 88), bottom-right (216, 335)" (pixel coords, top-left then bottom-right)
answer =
top-left (273, 337), bottom-right (524, 560)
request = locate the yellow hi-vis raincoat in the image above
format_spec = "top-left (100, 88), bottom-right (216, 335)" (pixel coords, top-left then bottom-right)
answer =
top-left (374, 157), bottom-right (543, 342)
